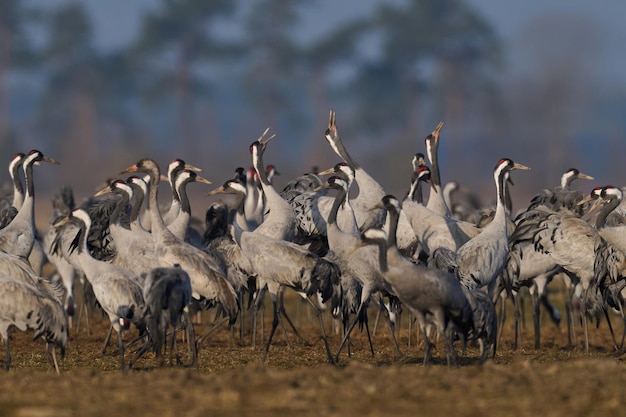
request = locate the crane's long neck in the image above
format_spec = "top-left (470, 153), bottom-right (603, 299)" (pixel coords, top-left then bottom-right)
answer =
top-left (596, 196), bottom-right (621, 229)
top-left (493, 166), bottom-right (508, 232)
top-left (406, 174), bottom-right (423, 204)
top-left (386, 206), bottom-right (400, 250)
top-left (252, 146), bottom-right (294, 240)
top-left (328, 132), bottom-right (360, 169)
top-left (146, 165), bottom-right (169, 239)
top-left (10, 162), bottom-right (23, 210)
top-left (328, 186), bottom-right (347, 227)
top-left (426, 138), bottom-right (441, 188)
top-left (110, 192), bottom-right (130, 227)
top-left (129, 190), bottom-right (144, 229)
top-left (373, 240), bottom-right (388, 272)
top-left (11, 161), bottom-right (35, 232)
top-left (425, 139), bottom-right (451, 216)
top-left (72, 217), bottom-right (101, 276)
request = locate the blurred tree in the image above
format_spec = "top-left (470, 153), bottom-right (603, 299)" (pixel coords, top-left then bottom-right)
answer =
top-left (348, 0), bottom-right (500, 145)
top-left (37, 2), bottom-right (139, 184)
top-left (131, 0), bottom-right (238, 156)
top-left (0, 0), bottom-right (40, 153)
top-left (298, 13), bottom-right (368, 166)
top-left (240, 0), bottom-right (307, 144)
top-left (37, 2), bottom-right (98, 169)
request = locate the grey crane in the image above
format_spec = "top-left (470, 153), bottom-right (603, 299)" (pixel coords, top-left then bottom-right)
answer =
top-left (402, 165), bottom-right (480, 258)
top-left (282, 162), bottom-right (357, 254)
top-left (431, 158), bottom-right (531, 292)
top-left (1, 152), bottom-right (48, 275)
top-left (315, 175), bottom-right (400, 360)
top-left (202, 199), bottom-right (256, 342)
top-left (55, 208), bottom-right (146, 371)
top-left (248, 128), bottom-right (297, 242)
top-left (92, 180), bottom-right (159, 277)
top-left (353, 195), bottom-right (473, 366)
top-left (131, 265), bottom-right (195, 368)
top-left (0, 274), bottom-right (69, 373)
top-left (0, 150), bottom-right (59, 260)
top-left (121, 158), bottom-right (239, 333)
top-left (0, 153), bottom-right (25, 220)
top-left (324, 111), bottom-right (419, 258)
top-left (163, 159), bottom-right (207, 243)
top-left (526, 168), bottom-right (594, 216)
top-left (587, 186), bottom-right (626, 255)
top-left (43, 185), bottom-right (81, 320)
top-left (208, 178), bottom-right (340, 364)
top-left (323, 111), bottom-right (386, 231)
top-left (424, 121), bottom-right (453, 218)
top-left (521, 196), bottom-right (626, 353)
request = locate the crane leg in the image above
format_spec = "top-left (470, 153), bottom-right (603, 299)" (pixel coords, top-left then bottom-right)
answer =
top-left (335, 302), bottom-right (368, 362)
top-left (3, 337), bottom-right (10, 371)
top-left (532, 291), bottom-right (541, 349)
top-left (582, 288), bottom-right (589, 354)
top-left (185, 312), bottom-right (198, 369)
top-left (101, 325), bottom-right (114, 356)
top-left (195, 316), bottom-right (229, 351)
top-left (262, 299), bottom-right (281, 363)
top-left (306, 297), bottom-right (335, 365)
top-left (118, 330), bottom-right (126, 373)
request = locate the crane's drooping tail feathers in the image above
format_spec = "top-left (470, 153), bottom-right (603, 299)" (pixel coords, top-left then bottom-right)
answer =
top-left (217, 276), bottom-right (240, 326)
top-left (462, 287), bottom-right (497, 362)
top-left (429, 247), bottom-right (459, 275)
top-left (312, 257), bottom-right (341, 305)
top-left (32, 297), bottom-right (69, 356)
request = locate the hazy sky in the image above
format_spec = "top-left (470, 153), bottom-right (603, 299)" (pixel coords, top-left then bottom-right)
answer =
top-left (36, 0), bottom-right (626, 85)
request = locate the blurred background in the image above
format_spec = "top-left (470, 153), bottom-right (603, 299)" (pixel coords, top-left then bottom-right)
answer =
top-left (1, 0), bottom-right (625, 220)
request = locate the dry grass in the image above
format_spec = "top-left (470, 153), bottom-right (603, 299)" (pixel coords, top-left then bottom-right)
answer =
top-left (0, 286), bottom-right (625, 417)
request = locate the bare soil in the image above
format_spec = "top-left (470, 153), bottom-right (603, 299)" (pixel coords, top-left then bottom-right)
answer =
top-left (0, 288), bottom-right (624, 417)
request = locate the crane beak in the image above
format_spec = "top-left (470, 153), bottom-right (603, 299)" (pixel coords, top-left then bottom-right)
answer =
top-left (512, 162), bottom-right (531, 171)
top-left (185, 163), bottom-right (202, 172)
top-left (587, 196), bottom-right (606, 214)
top-left (93, 187), bottom-right (112, 197)
top-left (432, 121), bottom-right (444, 137)
top-left (207, 185), bottom-right (226, 197)
top-left (316, 167), bottom-right (336, 176)
top-left (195, 175), bottom-right (213, 185)
top-left (120, 164), bottom-right (138, 175)
top-left (578, 172), bottom-right (594, 181)
top-left (52, 215), bottom-right (71, 227)
top-left (257, 127), bottom-right (276, 146)
top-left (367, 201), bottom-right (385, 212)
top-left (160, 174), bottom-right (169, 182)
top-left (42, 156), bottom-right (60, 165)
top-left (576, 194), bottom-right (595, 206)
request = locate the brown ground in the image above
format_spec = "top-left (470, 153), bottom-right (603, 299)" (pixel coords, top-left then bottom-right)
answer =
top-left (0, 286), bottom-right (625, 417)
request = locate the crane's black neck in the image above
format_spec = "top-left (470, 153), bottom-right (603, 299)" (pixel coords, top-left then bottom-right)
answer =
top-left (129, 187), bottom-right (144, 224)
top-left (11, 161), bottom-right (23, 206)
top-left (426, 138), bottom-right (441, 187)
top-left (328, 131), bottom-right (360, 170)
top-left (177, 179), bottom-right (191, 215)
top-left (252, 147), bottom-right (272, 187)
top-left (328, 185), bottom-right (347, 226)
top-left (596, 195), bottom-right (621, 229)
top-left (111, 190), bottom-right (130, 227)
top-left (386, 205), bottom-right (399, 250)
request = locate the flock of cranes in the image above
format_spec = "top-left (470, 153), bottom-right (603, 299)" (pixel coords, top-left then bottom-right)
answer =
top-left (0, 111), bottom-right (625, 373)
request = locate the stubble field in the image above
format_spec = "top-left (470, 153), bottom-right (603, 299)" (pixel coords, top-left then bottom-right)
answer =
top-left (0, 284), bottom-right (625, 417)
